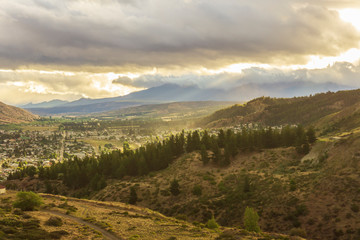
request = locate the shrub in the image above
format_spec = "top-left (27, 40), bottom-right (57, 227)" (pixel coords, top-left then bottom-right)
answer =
top-left (206, 216), bottom-right (219, 229)
top-left (13, 192), bottom-right (43, 211)
top-left (351, 204), bottom-right (359, 213)
top-left (170, 179), bottom-right (180, 196)
top-left (192, 185), bottom-right (202, 196)
top-left (45, 216), bottom-right (63, 227)
top-left (49, 230), bottom-right (69, 239)
top-left (243, 207), bottom-right (261, 233)
top-left (129, 187), bottom-right (138, 205)
top-left (290, 228), bottom-right (307, 238)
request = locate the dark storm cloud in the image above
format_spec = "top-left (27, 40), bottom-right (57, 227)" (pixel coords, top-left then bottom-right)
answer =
top-left (0, 0), bottom-right (359, 70)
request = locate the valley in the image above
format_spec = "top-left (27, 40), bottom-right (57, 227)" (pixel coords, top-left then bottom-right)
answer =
top-left (1, 89), bottom-right (360, 240)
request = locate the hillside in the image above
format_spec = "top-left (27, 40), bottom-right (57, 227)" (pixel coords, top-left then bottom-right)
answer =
top-left (0, 101), bottom-right (39, 124)
top-left (96, 101), bottom-right (237, 120)
top-left (91, 132), bottom-right (360, 240)
top-left (7, 129), bottom-right (360, 239)
top-left (0, 191), bottom-right (294, 240)
top-left (199, 89), bottom-right (360, 132)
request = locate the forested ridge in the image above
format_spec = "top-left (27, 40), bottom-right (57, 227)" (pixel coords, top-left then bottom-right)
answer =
top-left (200, 89), bottom-right (360, 128)
top-left (8, 125), bottom-right (315, 194)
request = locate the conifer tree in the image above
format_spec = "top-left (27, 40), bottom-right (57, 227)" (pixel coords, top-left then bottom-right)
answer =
top-left (170, 179), bottom-right (180, 196)
top-left (129, 186), bottom-right (137, 204)
top-left (243, 207), bottom-right (261, 233)
top-left (201, 144), bottom-right (209, 165)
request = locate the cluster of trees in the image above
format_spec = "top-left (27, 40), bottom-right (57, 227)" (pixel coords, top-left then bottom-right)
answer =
top-left (198, 125), bottom-right (315, 166)
top-left (8, 126), bottom-right (315, 193)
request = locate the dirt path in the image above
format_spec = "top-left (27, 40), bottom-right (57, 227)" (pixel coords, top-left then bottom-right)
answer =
top-left (40, 194), bottom-right (167, 220)
top-left (41, 210), bottom-right (123, 240)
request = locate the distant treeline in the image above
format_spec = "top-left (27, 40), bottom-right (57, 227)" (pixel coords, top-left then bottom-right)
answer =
top-left (8, 125), bottom-right (315, 192)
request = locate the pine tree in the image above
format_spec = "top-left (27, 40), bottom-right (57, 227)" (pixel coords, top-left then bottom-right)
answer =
top-left (212, 142), bottom-right (222, 164)
top-left (129, 186), bottom-right (138, 204)
top-left (200, 145), bottom-right (209, 165)
top-left (243, 207), bottom-right (261, 233)
top-left (201, 130), bottom-right (211, 149)
top-left (243, 175), bottom-right (250, 193)
top-left (170, 179), bottom-right (180, 196)
top-left (186, 132), bottom-right (193, 152)
top-left (306, 127), bottom-right (317, 144)
top-left (192, 130), bottom-right (201, 151)
top-left (222, 145), bottom-right (231, 166)
top-left (218, 129), bottom-right (225, 148)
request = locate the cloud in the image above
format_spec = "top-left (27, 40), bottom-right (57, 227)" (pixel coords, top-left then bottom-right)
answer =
top-left (0, 70), bottom-right (139, 105)
top-left (0, 0), bottom-right (359, 70)
top-left (113, 61), bottom-right (360, 90)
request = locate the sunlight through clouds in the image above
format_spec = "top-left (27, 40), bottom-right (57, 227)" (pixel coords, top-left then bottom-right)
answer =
top-left (339, 8), bottom-right (360, 31)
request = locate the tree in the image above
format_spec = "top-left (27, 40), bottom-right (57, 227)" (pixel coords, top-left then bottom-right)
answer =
top-left (243, 175), bottom-right (250, 193)
top-left (13, 191), bottom-right (43, 211)
top-left (222, 145), bottom-right (231, 166)
top-left (170, 179), bottom-right (180, 196)
top-left (206, 216), bottom-right (219, 229)
top-left (200, 145), bottom-right (209, 165)
top-left (192, 131), bottom-right (201, 150)
top-left (306, 127), bottom-right (317, 144)
top-left (129, 186), bottom-right (138, 204)
top-left (243, 207), bottom-right (261, 233)
top-left (212, 142), bottom-right (222, 164)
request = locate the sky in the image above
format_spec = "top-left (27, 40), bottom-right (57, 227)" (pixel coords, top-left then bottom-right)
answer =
top-left (0, 0), bottom-right (360, 105)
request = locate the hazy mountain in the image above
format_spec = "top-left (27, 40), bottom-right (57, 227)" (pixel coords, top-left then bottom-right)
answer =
top-left (121, 83), bottom-right (226, 101)
top-left (0, 101), bottom-right (39, 124)
top-left (21, 99), bottom-right (69, 109)
top-left (24, 81), bottom-right (352, 116)
top-left (27, 101), bottom-right (147, 116)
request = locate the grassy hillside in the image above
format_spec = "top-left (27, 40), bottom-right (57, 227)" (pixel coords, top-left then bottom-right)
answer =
top-left (0, 191), bottom-right (294, 240)
top-left (87, 131), bottom-right (360, 240)
top-left (199, 89), bottom-right (360, 132)
top-left (0, 101), bottom-right (39, 124)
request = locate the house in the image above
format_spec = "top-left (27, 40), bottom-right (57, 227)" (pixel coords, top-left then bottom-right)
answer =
top-left (0, 185), bottom-right (6, 194)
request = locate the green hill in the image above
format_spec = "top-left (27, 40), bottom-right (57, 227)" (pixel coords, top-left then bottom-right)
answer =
top-left (199, 89), bottom-right (360, 133)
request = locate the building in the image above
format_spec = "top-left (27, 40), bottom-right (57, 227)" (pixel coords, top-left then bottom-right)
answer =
top-left (0, 185), bottom-right (6, 194)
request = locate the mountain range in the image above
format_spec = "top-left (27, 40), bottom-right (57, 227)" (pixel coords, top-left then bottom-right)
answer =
top-left (21, 81), bottom-right (352, 116)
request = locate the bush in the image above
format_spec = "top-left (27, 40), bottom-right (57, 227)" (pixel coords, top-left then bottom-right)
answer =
top-left (351, 204), bottom-right (359, 213)
top-left (170, 179), bottom-right (180, 196)
top-left (192, 185), bottom-right (202, 196)
top-left (13, 192), bottom-right (43, 211)
top-left (129, 187), bottom-right (138, 205)
top-left (49, 230), bottom-right (69, 239)
top-left (206, 216), bottom-right (219, 229)
top-left (290, 228), bottom-right (307, 238)
top-left (243, 207), bottom-right (261, 233)
top-left (45, 216), bottom-right (63, 227)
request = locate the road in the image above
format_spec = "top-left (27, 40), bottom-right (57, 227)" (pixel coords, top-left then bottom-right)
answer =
top-left (41, 210), bottom-right (123, 240)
